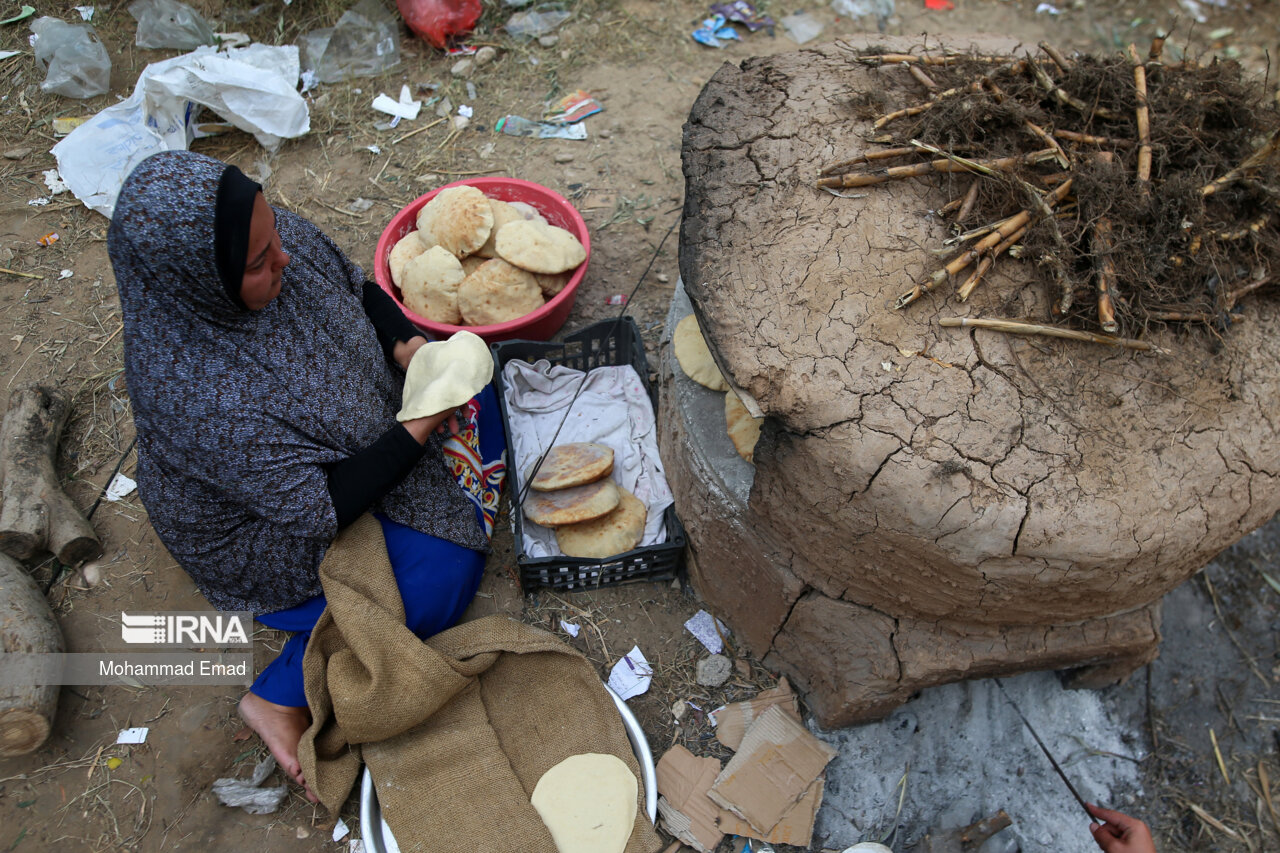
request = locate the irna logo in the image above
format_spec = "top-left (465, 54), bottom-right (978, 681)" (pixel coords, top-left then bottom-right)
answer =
top-left (121, 612), bottom-right (251, 646)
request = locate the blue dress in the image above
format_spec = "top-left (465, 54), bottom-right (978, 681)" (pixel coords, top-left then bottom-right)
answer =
top-left (250, 384), bottom-right (507, 707)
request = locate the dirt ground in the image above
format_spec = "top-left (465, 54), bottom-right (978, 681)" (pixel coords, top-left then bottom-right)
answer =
top-left (0, 1), bottom-right (1277, 851)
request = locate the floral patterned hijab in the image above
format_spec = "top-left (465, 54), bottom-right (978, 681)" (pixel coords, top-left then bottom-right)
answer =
top-left (108, 151), bottom-right (485, 613)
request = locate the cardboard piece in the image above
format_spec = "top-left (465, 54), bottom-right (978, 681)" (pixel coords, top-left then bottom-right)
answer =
top-left (713, 676), bottom-right (800, 750)
top-left (716, 776), bottom-right (825, 847)
top-left (655, 745), bottom-right (725, 853)
top-left (707, 705), bottom-right (838, 835)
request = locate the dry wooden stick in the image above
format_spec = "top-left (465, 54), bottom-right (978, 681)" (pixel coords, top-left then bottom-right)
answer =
top-left (1225, 275), bottom-right (1273, 308)
top-left (1148, 32), bottom-right (1167, 64)
top-left (897, 178), bottom-right (1074, 308)
top-left (872, 81), bottom-right (982, 129)
top-left (816, 149), bottom-right (1056, 189)
top-left (1203, 129), bottom-right (1280, 196)
top-left (957, 223), bottom-right (1028, 301)
top-left (955, 179), bottom-right (980, 223)
top-left (819, 147), bottom-right (918, 177)
top-left (1027, 58), bottom-right (1122, 120)
top-left (896, 210), bottom-right (1033, 308)
top-left (0, 267), bottom-right (42, 281)
top-left (939, 317), bottom-right (1158, 351)
top-left (1215, 213), bottom-right (1272, 240)
top-left (1053, 129), bottom-right (1135, 148)
top-left (1148, 310), bottom-right (1221, 323)
top-left (853, 52), bottom-right (1014, 67)
top-left (937, 191), bottom-right (970, 216)
top-left (1038, 41), bottom-right (1073, 73)
top-left (906, 62), bottom-right (939, 91)
top-left (1092, 152), bottom-right (1120, 332)
top-left (1128, 45), bottom-right (1153, 185)
top-left (1024, 120), bottom-right (1071, 168)
top-left (944, 212), bottom-right (1022, 245)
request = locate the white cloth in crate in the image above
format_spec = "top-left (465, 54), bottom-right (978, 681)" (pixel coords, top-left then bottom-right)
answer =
top-left (502, 358), bottom-right (673, 558)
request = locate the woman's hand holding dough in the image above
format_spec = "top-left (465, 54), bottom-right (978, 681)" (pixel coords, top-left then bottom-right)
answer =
top-left (393, 335), bottom-right (429, 371)
top-left (402, 407), bottom-right (461, 445)
top-left (396, 331), bottom-right (493, 423)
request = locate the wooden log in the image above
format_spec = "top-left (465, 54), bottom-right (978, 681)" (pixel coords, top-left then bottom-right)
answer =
top-left (0, 386), bottom-right (102, 565)
top-left (0, 553), bottom-right (63, 756)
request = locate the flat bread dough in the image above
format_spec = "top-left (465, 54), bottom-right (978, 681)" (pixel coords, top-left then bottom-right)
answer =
top-left (531, 753), bottom-right (637, 853)
top-left (396, 331), bottom-right (494, 422)
top-left (531, 443), bottom-right (615, 492)
top-left (674, 314), bottom-right (728, 391)
top-left (725, 390), bottom-right (763, 463)
top-left (524, 478), bottom-right (619, 528)
top-left (555, 488), bottom-right (646, 559)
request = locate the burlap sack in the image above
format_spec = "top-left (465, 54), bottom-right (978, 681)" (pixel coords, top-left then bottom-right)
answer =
top-left (296, 514), bottom-right (660, 853)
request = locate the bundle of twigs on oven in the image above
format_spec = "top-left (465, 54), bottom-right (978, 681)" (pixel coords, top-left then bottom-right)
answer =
top-left (819, 36), bottom-right (1280, 342)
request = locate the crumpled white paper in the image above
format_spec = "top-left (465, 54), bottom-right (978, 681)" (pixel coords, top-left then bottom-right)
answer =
top-left (607, 645), bottom-right (652, 700)
top-left (105, 473), bottom-right (137, 502)
top-left (684, 609), bottom-right (730, 655)
top-left (52, 44), bottom-right (309, 218)
top-left (371, 84), bottom-right (420, 120)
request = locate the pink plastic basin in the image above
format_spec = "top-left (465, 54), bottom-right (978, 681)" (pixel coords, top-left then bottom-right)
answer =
top-left (373, 177), bottom-right (590, 344)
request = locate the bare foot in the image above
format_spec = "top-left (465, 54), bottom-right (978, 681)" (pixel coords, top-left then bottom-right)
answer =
top-left (238, 691), bottom-right (319, 803)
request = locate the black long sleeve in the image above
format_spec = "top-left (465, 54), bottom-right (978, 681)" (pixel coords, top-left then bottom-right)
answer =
top-left (326, 423), bottom-right (427, 529)
top-left (362, 280), bottom-right (424, 362)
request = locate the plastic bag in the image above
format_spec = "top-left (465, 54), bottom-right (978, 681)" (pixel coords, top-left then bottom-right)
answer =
top-left (30, 17), bottom-right (111, 99)
top-left (298, 0), bottom-right (400, 85)
top-left (128, 0), bottom-right (215, 50)
top-left (505, 6), bottom-right (572, 39)
top-left (398, 0), bottom-right (481, 49)
top-left (52, 44), bottom-right (309, 218)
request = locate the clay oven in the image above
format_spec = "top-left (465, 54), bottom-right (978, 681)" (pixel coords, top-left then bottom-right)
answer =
top-left (664, 40), bottom-right (1280, 727)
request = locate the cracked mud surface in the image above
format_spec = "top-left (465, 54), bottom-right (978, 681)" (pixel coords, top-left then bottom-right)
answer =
top-left (679, 38), bottom-right (1280, 629)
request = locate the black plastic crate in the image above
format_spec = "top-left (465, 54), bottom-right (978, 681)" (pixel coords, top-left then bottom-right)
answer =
top-left (492, 317), bottom-right (686, 590)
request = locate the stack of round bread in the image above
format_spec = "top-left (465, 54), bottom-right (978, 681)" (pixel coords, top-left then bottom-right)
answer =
top-left (522, 443), bottom-right (646, 559)
top-left (388, 185), bottom-right (587, 327)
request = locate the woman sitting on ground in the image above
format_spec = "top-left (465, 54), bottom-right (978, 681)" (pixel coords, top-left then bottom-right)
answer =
top-left (108, 151), bottom-right (506, 801)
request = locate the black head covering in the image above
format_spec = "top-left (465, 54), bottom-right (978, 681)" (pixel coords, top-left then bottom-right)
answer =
top-left (213, 164), bottom-right (261, 308)
top-left (107, 151), bottom-right (486, 613)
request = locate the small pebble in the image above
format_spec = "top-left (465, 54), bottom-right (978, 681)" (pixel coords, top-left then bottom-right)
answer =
top-left (474, 46), bottom-right (498, 67)
top-left (671, 700), bottom-right (688, 722)
top-left (295, 827), bottom-right (311, 840)
top-left (696, 654), bottom-right (732, 688)
top-left (554, 153), bottom-right (574, 164)
top-left (452, 115), bottom-right (471, 131)
top-left (3, 147), bottom-right (31, 160)
top-left (657, 272), bottom-right (670, 283)
top-left (451, 57), bottom-right (475, 77)
top-left (539, 35), bottom-right (559, 48)
top-left (599, 129), bottom-right (612, 139)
